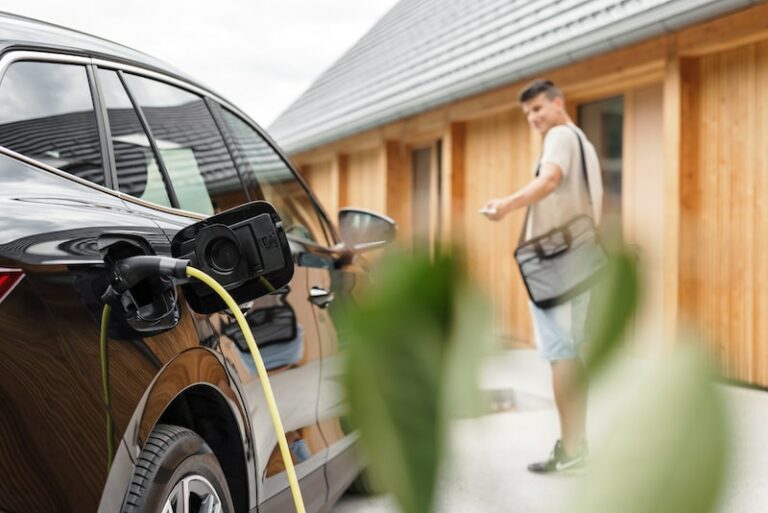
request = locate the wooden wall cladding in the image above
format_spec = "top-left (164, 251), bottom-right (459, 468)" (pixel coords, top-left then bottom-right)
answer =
top-left (385, 141), bottom-right (411, 243)
top-left (463, 110), bottom-right (536, 344)
top-left (301, 161), bottom-right (337, 217)
top-left (622, 84), bottom-right (666, 353)
top-left (679, 41), bottom-right (768, 387)
top-left (346, 148), bottom-right (386, 214)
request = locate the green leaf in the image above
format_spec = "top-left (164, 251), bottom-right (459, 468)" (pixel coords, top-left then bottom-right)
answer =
top-left (583, 249), bottom-right (641, 378)
top-left (573, 344), bottom-right (728, 513)
top-left (441, 285), bottom-right (494, 419)
top-left (341, 250), bottom-right (490, 513)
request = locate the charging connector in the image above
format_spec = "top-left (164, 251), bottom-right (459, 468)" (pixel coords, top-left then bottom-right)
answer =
top-left (99, 263), bottom-right (307, 513)
top-left (101, 256), bottom-right (189, 302)
top-left (98, 202), bottom-right (303, 512)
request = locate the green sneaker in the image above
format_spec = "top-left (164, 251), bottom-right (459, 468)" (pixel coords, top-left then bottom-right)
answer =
top-left (527, 440), bottom-right (587, 473)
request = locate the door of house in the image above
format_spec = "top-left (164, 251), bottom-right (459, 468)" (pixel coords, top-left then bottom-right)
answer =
top-left (410, 140), bottom-right (442, 254)
top-left (577, 96), bottom-right (624, 227)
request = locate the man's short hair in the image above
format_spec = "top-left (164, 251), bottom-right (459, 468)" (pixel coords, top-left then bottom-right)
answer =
top-left (518, 79), bottom-right (563, 103)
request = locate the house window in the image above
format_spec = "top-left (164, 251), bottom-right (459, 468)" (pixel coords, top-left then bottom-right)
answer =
top-left (578, 96), bottom-right (623, 221)
top-left (410, 140), bottom-right (442, 253)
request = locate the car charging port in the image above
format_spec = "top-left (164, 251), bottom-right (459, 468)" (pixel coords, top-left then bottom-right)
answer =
top-left (171, 201), bottom-right (294, 314)
top-left (96, 203), bottom-right (306, 513)
top-left (98, 235), bottom-right (186, 334)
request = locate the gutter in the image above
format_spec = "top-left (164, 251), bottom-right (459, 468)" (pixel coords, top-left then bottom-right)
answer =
top-left (275, 0), bottom-right (758, 155)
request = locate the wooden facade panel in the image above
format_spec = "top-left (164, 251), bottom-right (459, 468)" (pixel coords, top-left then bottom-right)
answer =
top-left (623, 83), bottom-right (665, 353)
top-left (680, 41), bottom-right (768, 386)
top-left (446, 123), bottom-right (466, 243)
top-left (345, 148), bottom-right (386, 214)
top-left (755, 42), bottom-right (768, 387)
top-left (677, 2), bottom-right (768, 57)
top-left (302, 160), bottom-right (337, 218)
top-left (385, 141), bottom-right (411, 243)
top-left (463, 111), bottom-right (535, 344)
top-left (284, 3), bottom-right (768, 385)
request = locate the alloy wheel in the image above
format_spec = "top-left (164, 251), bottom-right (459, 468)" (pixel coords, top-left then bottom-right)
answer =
top-left (161, 474), bottom-right (222, 513)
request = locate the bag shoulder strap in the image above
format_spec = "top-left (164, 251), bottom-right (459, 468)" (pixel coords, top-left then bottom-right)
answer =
top-left (518, 163), bottom-right (539, 246)
top-left (518, 124), bottom-right (591, 246)
top-left (565, 125), bottom-right (593, 208)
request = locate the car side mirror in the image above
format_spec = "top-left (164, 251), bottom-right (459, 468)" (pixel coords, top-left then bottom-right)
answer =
top-left (338, 208), bottom-right (397, 253)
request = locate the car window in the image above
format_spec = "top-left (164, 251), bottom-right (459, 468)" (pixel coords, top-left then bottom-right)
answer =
top-left (98, 69), bottom-right (171, 207)
top-left (0, 61), bottom-right (104, 185)
top-left (219, 108), bottom-right (330, 246)
top-left (123, 74), bottom-right (246, 215)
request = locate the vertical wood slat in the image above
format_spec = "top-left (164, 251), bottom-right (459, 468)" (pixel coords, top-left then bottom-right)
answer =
top-left (663, 47), bottom-right (682, 349)
top-left (623, 83), bottom-right (665, 355)
top-left (448, 123), bottom-right (467, 245)
top-left (440, 127), bottom-right (456, 247)
top-left (755, 42), bottom-right (768, 386)
top-left (300, 161), bottom-right (336, 219)
top-left (463, 110), bottom-right (534, 345)
top-left (345, 147), bottom-right (387, 214)
top-left (385, 141), bottom-right (411, 243)
top-left (679, 40), bottom-right (768, 387)
top-left (679, 56), bottom-right (700, 357)
top-left (334, 154), bottom-right (349, 218)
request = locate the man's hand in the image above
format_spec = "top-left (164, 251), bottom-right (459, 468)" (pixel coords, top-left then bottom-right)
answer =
top-left (480, 198), bottom-right (508, 221)
top-left (481, 163), bottom-right (563, 222)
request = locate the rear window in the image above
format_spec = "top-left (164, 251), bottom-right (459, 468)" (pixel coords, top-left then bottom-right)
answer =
top-left (98, 69), bottom-right (171, 207)
top-left (0, 61), bottom-right (104, 185)
top-left (122, 74), bottom-right (245, 215)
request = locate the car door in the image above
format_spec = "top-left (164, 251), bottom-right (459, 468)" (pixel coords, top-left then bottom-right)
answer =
top-left (94, 67), bottom-right (330, 512)
top-left (212, 107), bottom-right (364, 501)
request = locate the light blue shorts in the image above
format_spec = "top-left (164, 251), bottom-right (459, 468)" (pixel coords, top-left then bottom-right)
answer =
top-left (529, 292), bottom-right (590, 361)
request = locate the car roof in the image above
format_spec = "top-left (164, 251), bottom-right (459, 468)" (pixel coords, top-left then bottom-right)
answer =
top-left (0, 11), bottom-right (201, 87)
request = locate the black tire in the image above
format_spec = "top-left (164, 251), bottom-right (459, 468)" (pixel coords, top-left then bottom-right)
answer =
top-left (122, 424), bottom-right (235, 513)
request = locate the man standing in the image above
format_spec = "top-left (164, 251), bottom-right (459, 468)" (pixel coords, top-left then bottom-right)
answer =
top-left (481, 79), bottom-right (603, 473)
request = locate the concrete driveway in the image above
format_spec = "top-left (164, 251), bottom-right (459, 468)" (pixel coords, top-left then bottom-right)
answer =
top-left (332, 350), bottom-right (768, 513)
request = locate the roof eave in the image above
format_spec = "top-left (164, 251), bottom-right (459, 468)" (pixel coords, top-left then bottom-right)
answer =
top-left (275, 0), bottom-right (757, 156)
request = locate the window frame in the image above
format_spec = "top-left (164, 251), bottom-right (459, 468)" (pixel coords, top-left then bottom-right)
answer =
top-left (0, 54), bottom-right (111, 188)
top-left (106, 69), bottom-right (182, 208)
top-left (0, 50), bottom-right (340, 243)
top-left (211, 103), bottom-right (336, 247)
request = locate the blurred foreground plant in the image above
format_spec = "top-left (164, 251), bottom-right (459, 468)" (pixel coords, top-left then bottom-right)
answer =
top-left (577, 239), bottom-right (728, 513)
top-left (342, 240), bottom-right (729, 513)
top-left (341, 249), bottom-right (492, 513)
top-left (582, 247), bottom-right (641, 378)
top-left (574, 342), bottom-right (728, 513)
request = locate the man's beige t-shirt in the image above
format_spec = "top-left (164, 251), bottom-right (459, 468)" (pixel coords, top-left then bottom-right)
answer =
top-left (526, 123), bottom-right (603, 239)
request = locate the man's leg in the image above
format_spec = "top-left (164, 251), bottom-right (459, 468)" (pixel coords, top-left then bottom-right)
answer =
top-left (551, 357), bottom-right (587, 455)
top-left (527, 293), bottom-right (590, 472)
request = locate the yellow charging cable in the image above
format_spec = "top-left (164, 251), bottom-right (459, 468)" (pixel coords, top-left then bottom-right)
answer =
top-left (99, 267), bottom-right (306, 513)
top-left (186, 266), bottom-right (306, 513)
top-left (100, 304), bottom-right (114, 471)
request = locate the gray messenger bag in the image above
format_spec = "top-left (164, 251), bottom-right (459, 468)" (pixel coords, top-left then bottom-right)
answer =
top-left (514, 127), bottom-right (608, 309)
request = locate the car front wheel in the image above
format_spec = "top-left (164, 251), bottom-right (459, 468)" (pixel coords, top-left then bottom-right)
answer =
top-left (122, 424), bottom-right (234, 513)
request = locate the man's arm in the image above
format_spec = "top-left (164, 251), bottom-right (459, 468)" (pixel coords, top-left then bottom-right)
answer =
top-left (481, 163), bottom-right (563, 221)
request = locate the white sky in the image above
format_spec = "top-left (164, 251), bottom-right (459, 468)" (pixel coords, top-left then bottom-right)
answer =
top-left (0, 0), bottom-right (400, 126)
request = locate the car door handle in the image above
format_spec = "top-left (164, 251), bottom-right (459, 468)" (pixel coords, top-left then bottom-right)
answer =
top-left (309, 286), bottom-right (335, 308)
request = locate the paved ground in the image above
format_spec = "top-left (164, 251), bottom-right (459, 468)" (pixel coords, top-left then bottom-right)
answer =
top-left (332, 350), bottom-right (768, 513)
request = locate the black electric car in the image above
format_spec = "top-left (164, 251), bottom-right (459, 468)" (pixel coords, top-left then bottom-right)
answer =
top-left (0, 12), bottom-right (395, 513)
